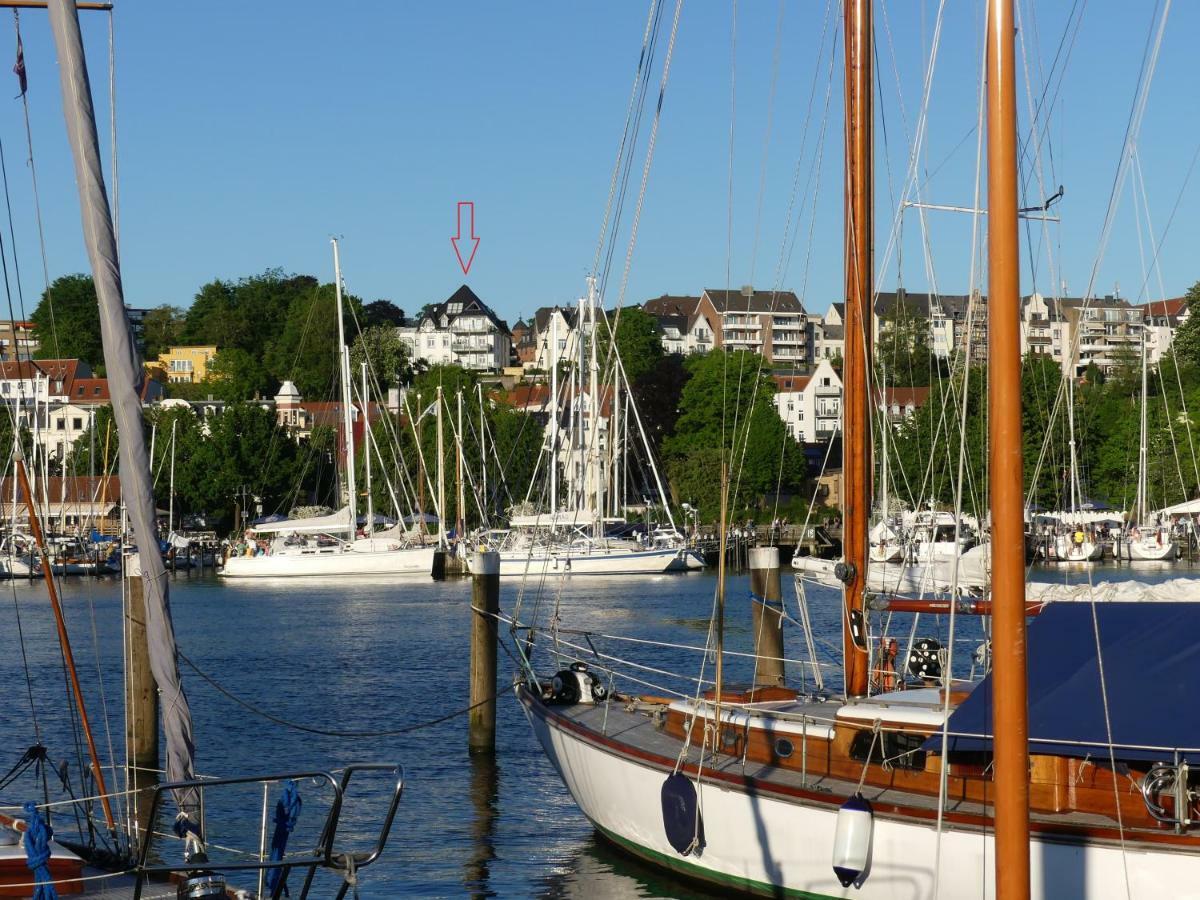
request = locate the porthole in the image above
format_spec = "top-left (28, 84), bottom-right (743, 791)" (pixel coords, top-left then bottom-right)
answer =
top-left (775, 738), bottom-right (794, 759)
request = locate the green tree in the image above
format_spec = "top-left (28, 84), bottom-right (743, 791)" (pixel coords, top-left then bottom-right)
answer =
top-left (350, 325), bottom-right (412, 389)
top-left (64, 404), bottom-right (118, 477)
top-left (263, 282), bottom-right (363, 397)
top-left (1170, 281), bottom-right (1200, 369)
top-left (141, 305), bottom-right (185, 360)
top-left (31, 274), bottom-right (103, 368)
top-left (182, 270), bottom-right (318, 357)
top-left (203, 347), bottom-right (273, 400)
top-left (662, 350), bottom-right (806, 518)
top-left (876, 296), bottom-right (941, 386)
top-left (363, 300), bottom-right (405, 327)
top-left (595, 306), bottom-right (664, 384)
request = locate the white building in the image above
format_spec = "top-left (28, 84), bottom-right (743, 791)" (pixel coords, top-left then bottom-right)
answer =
top-left (1139, 297), bottom-right (1188, 363)
top-left (398, 285), bottom-right (511, 372)
top-left (773, 359), bottom-right (842, 444)
top-left (808, 302), bottom-right (844, 364)
top-left (528, 306), bottom-right (580, 371)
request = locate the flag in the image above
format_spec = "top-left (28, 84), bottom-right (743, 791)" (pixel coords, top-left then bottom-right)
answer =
top-left (12, 33), bottom-right (25, 98)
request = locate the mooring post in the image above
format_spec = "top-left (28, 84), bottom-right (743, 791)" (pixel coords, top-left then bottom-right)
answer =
top-left (124, 552), bottom-right (159, 784)
top-left (749, 546), bottom-right (785, 687)
top-left (469, 551), bottom-right (501, 753)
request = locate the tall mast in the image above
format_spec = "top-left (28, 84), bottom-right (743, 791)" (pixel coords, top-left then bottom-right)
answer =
top-left (1137, 327), bottom-right (1148, 523)
top-left (478, 382), bottom-right (488, 520)
top-left (986, 0), bottom-right (1031, 893)
top-left (550, 314), bottom-right (559, 517)
top-left (842, 0), bottom-right (873, 697)
top-left (436, 384), bottom-right (446, 547)
top-left (362, 362), bottom-right (374, 532)
top-left (332, 238), bottom-right (357, 535)
top-left (168, 418), bottom-right (176, 536)
top-left (587, 277), bottom-right (602, 535)
top-left (456, 387), bottom-right (466, 538)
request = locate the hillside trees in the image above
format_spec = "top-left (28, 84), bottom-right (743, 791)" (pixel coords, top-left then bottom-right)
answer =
top-left (31, 274), bottom-right (103, 369)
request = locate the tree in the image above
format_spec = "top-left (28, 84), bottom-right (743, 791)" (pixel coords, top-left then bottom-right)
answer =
top-left (203, 348), bottom-right (273, 400)
top-left (64, 404), bottom-right (118, 477)
top-left (1170, 281), bottom-right (1200, 369)
top-left (141, 305), bottom-right (185, 360)
top-left (363, 300), bottom-right (405, 328)
top-left (595, 306), bottom-right (664, 384)
top-left (662, 350), bottom-right (806, 518)
top-left (263, 281), bottom-right (363, 397)
top-left (182, 269), bottom-right (318, 356)
top-left (876, 296), bottom-right (941, 386)
top-left (349, 325), bottom-right (412, 388)
top-left (31, 274), bottom-right (104, 368)
top-left (175, 403), bottom-right (301, 520)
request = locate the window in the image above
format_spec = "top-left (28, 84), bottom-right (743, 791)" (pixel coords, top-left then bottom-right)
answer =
top-left (55, 417), bottom-right (65, 430)
top-left (2, 383), bottom-right (9, 394)
top-left (72, 418), bottom-right (83, 430)
top-left (94, 387), bottom-right (102, 396)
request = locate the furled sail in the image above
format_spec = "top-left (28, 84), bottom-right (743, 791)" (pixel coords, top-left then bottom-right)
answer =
top-left (48, 1), bottom-right (198, 819)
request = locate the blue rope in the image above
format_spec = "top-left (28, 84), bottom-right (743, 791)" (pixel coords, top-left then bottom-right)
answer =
top-left (265, 780), bottom-right (302, 896)
top-left (22, 801), bottom-right (57, 900)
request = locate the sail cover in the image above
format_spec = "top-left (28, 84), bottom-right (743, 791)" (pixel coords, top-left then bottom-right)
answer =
top-left (931, 601), bottom-right (1200, 762)
top-left (49, 2), bottom-right (198, 815)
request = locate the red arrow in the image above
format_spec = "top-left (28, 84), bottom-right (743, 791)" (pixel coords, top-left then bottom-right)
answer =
top-left (450, 201), bottom-right (480, 275)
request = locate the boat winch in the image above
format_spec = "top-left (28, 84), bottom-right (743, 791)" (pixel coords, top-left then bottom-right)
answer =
top-left (548, 662), bottom-right (608, 705)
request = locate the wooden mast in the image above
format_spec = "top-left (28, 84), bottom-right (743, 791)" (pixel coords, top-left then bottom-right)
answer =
top-left (842, 0), bottom-right (872, 697)
top-left (986, 0), bottom-right (1031, 895)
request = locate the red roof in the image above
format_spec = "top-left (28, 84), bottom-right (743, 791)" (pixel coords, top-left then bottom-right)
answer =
top-left (878, 386), bottom-right (930, 408)
top-left (1141, 297), bottom-right (1187, 318)
top-left (0, 358), bottom-right (87, 389)
top-left (773, 374), bottom-right (812, 392)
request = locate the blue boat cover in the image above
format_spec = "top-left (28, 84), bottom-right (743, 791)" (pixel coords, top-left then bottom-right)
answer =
top-left (929, 601), bottom-right (1200, 762)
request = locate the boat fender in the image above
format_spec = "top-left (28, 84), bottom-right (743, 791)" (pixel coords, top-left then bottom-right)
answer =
top-left (660, 772), bottom-right (704, 856)
top-left (832, 792), bottom-right (873, 888)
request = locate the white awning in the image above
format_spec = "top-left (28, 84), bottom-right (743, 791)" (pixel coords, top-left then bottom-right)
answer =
top-left (1157, 499), bottom-right (1200, 517)
top-left (250, 507), bottom-right (354, 534)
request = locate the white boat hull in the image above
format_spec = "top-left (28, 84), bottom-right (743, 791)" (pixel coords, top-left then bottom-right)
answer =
top-left (473, 546), bottom-right (690, 577)
top-left (220, 545), bottom-right (435, 578)
top-left (1124, 536), bottom-right (1177, 561)
top-left (521, 692), bottom-right (1193, 899)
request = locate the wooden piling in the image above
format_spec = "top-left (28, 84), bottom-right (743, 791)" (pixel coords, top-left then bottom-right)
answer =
top-left (749, 546), bottom-right (785, 687)
top-left (469, 551), bottom-right (500, 753)
top-left (124, 555), bottom-right (159, 783)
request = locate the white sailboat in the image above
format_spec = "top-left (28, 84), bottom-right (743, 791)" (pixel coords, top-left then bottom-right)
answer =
top-left (472, 278), bottom-right (702, 577)
top-left (1122, 328), bottom-right (1177, 561)
top-left (220, 239), bottom-right (435, 578)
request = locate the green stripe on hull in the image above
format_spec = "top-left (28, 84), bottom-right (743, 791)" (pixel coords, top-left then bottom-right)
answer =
top-left (592, 822), bottom-right (841, 899)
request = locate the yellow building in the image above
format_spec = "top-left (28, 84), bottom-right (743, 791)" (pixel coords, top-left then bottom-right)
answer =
top-left (146, 345), bottom-right (218, 384)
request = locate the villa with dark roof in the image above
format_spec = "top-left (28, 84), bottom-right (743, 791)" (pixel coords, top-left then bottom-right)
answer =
top-left (397, 285), bottom-right (511, 372)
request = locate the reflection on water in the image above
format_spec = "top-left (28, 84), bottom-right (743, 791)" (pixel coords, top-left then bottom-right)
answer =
top-left (537, 833), bottom-right (727, 899)
top-left (464, 753), bottom-right (500, 899)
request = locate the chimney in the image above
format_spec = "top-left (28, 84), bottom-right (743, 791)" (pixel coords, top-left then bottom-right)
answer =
top-left (741, 284), bottom-right (754, 299)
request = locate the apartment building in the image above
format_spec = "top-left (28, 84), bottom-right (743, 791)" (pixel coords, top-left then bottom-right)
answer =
top-left (702, 287), bottom-right (808, 364)
top-left (643, 294), bottom-right (717, 356)
top-left (398, 285), bottom-right (511, 372)
top-left (773, 359), bottom-right (842, 444)
top-left (1139, 297), bottom-right (1188, 363)
top-left (146, 345), bottom-right (218, 384)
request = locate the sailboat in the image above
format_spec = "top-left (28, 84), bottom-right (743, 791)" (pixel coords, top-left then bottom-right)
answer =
top-left (470, 278), bottom-right (703, 577)
top-left (513, 2), bottom-right (1199, 896)
top-left (2, 4), bottom-right (402, 895)
top-left (220, 239), bottom-right (436, 578)
top-left (1121, 328), bottom-right (1177, 561)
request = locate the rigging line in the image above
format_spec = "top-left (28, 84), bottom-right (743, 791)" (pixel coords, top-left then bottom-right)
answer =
top-left (176, 647), bottom-right (501, 739)
top-left (747, 0), bottom-right (785, 285)
top-left (591, 0), bottom-right (660, 278)
top-left (107, 9), bottom-right (118, 255)
top-left (14, 12), bottom-right (56, 360)
top-left (932, 20), bottom-right (989, 892)
top-left (596, 1), bottom-right (664, 306)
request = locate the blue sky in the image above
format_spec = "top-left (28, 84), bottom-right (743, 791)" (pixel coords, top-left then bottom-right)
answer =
top-left (0, 1), bottom-right (1196, 326)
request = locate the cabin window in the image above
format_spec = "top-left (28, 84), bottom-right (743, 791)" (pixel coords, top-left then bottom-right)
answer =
top-left (849, 728), bottom-right (926, 771)
top-left (774, 738), bottom-right (794, 759)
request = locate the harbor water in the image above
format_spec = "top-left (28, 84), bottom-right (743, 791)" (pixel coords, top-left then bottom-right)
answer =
top-left (0, 562), bottom-right (1187, 897)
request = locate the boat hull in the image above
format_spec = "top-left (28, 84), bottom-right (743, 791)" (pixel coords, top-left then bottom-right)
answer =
top-left (472, 547), bottom-right (690, 577)
top-left (520, 690), bottom-right (1194, 899)
top-left (219, 546), bottom-right (435, 578)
